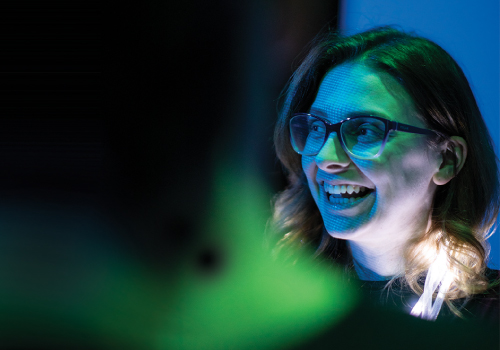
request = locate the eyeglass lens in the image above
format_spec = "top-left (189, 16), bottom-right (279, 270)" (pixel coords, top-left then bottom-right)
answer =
top-left (290, 115), bottom-right (387, 159)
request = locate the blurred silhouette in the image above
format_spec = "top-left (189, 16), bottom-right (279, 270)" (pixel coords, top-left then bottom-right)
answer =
top-left (1, 1), bottom-right (497, 349)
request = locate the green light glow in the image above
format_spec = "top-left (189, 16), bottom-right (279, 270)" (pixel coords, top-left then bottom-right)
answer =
top-left (162, 160), bottom-right (359, 349)
top-left (0, 160), bottom-right (358, 349)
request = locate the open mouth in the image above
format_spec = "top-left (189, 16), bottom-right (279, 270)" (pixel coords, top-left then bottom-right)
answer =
top-left (324, 184), bottom-right (375, 204)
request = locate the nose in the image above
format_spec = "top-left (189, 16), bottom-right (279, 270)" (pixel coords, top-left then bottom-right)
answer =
top-left (315, 132), bottom-right (351, 172)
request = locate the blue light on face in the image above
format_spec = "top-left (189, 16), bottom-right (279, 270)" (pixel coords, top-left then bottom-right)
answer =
top-left (302, 62), bottom-right (441, 247)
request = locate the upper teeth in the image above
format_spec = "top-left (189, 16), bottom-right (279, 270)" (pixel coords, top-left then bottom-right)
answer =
top-left (324, 184), bottom-right (368, 195)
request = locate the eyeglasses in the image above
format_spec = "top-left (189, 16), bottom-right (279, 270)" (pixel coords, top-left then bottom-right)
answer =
top-left (289, 113), bottom-right (438, 160)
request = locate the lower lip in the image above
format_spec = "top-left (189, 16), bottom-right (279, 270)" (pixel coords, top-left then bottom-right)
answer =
top-left (325, 190), bottom-right (375, 210)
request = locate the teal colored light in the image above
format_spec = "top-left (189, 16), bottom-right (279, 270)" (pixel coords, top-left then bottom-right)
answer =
top-left (162, 160), bottom-right (359, 349)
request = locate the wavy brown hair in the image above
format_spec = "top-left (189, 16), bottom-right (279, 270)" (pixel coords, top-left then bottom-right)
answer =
top-left (272, 26), bottom-right (499, 312)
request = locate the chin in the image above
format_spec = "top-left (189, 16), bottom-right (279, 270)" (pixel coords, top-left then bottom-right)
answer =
top-left (323, 216), bottom-right (370, 238)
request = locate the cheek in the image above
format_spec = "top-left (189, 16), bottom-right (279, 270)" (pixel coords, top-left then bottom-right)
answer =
top-left (301, 155), bottom-right (315, 177)
top-left (399, 151), bottom-right (437, 192)
top-left (371, 141), bottom-right (438, 197)
top-left (302, 156), bottom-right (319, 193)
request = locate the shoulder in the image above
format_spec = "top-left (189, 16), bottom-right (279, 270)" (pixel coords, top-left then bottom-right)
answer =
top-left (459, 268), bottom-right (499, 322)
top-left (485, 267), bottom-right (500, 283)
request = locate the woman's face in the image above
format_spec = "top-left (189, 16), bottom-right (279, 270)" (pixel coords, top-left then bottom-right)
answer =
top-left (302, 62), bottom-right (442, 245)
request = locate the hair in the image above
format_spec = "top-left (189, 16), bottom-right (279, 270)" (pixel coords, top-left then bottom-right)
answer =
top-left (272, 26), bottom-right (500, 314)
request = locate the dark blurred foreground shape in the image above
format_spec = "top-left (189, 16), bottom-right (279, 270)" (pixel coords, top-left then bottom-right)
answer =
top-left (0, 1), bottom-right (498, 349)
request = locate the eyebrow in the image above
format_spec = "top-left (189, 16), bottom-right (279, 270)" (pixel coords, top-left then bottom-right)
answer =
top-left (308, 107), bottom-right (393, 121)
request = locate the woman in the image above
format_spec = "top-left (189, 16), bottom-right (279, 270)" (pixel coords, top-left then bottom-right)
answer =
top-left (272, 26), bottom-right (499, 321)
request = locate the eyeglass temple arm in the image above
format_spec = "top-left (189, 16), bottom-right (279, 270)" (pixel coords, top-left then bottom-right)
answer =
top-left (393, 121), bottom-right (438, 136)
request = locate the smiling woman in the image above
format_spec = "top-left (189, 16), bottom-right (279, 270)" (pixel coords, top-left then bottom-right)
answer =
top-left (272, 26), bottom-right (500, 321)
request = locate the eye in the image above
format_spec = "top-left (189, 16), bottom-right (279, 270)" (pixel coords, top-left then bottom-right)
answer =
top-left (309, 121), bottom-right (326, 133)
top-left (357, 124), bottom-right (383, 136)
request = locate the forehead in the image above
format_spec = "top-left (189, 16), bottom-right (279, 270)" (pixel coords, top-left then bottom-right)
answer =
top-left (310, 62), bottom-right (420, 125)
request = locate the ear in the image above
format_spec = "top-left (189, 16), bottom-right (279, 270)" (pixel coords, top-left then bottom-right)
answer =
top-left (432, 136), bottom-right (467, 186)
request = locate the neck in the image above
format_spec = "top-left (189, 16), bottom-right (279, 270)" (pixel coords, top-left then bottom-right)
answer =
top-left (348, 240), bottom-right (406, 281)
top-left (346, 206), bottom-right (433, 281)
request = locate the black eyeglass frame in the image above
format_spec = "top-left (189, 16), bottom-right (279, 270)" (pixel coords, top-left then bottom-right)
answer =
top-left (290, 113), bottom-right (440, 159)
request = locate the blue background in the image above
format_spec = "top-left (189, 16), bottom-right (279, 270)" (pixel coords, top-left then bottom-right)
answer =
top-left (339, 0), bottom-right (500, 268)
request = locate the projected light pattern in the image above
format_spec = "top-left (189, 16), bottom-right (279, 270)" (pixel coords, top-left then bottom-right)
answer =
top-left (343, 117), bottom-right (385, 157)
top-left (291, 113), bottom-right (434, 160)
top-left (301, 61), bottom-right (441, 250)
top-left (291, 114), bottom-right (385, 159)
